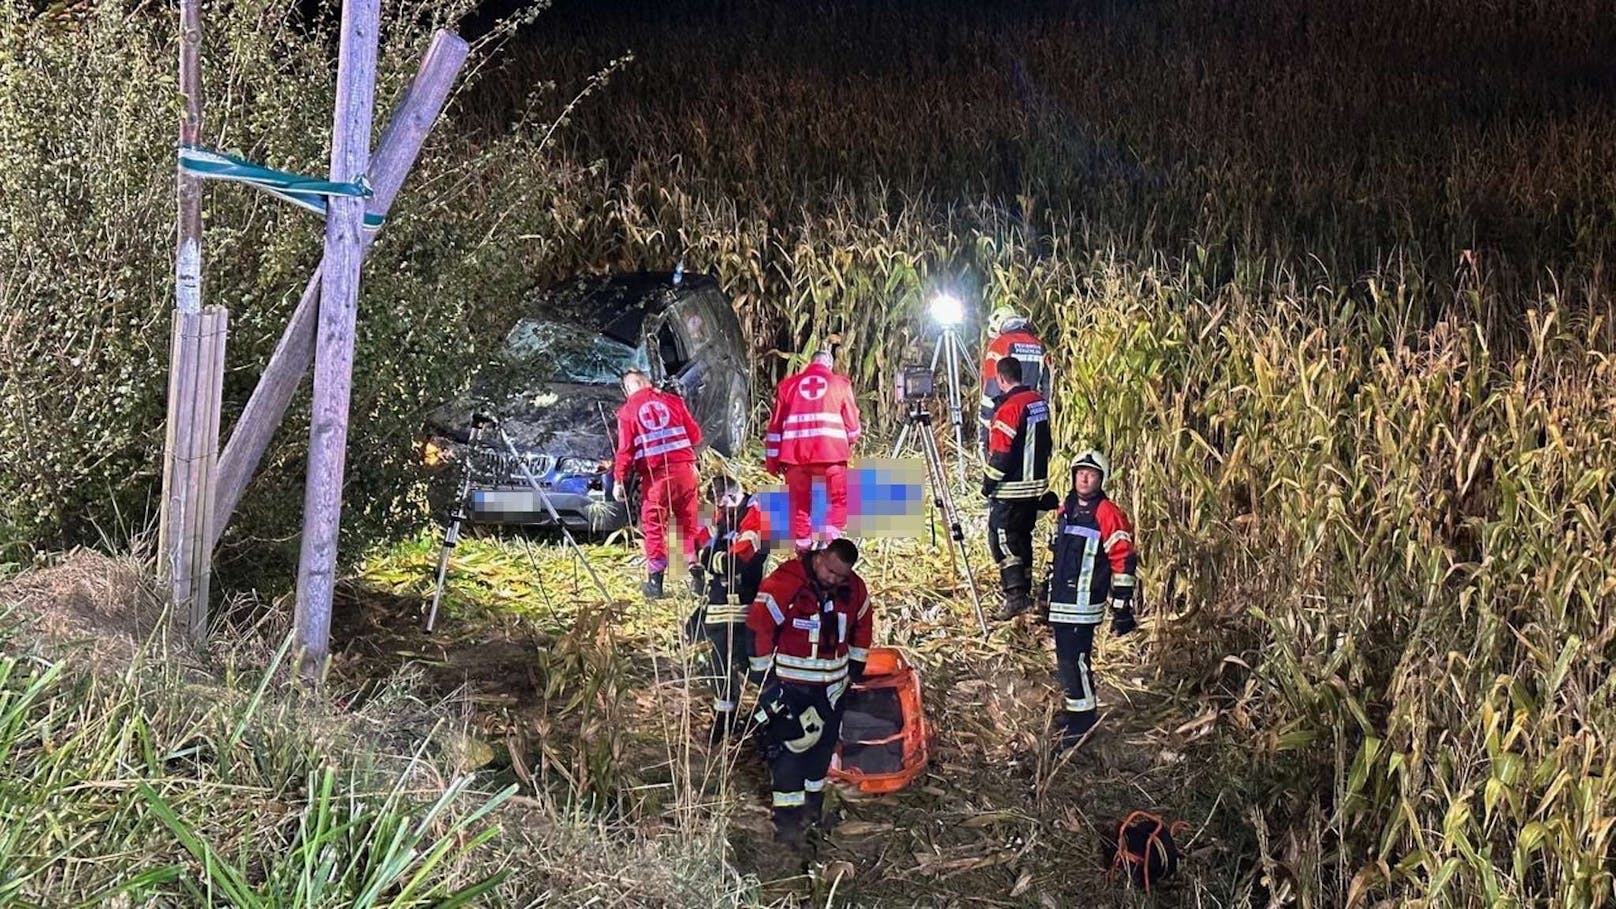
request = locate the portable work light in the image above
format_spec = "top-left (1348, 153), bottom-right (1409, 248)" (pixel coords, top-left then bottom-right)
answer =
top-left (928, 293), bottom-right (964, 327)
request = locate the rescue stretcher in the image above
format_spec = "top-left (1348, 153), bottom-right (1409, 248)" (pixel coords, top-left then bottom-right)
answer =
top-left (830, 646), bottom-right (930, 794)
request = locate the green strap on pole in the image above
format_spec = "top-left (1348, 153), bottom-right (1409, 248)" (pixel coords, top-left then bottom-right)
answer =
top-left (178, 145), bottom-right (384, 230)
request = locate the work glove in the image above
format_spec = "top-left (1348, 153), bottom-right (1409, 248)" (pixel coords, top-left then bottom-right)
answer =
top-left (1109, 598), bottom-right (1138, 636)
top-left (1037, 491), bottom-right (1060, 512)
top-left (746, 665), bottom-right (769, 687)
top-left (848, 659), bottom-right (867, 684)
top-left (980, 479), bottom-right (998, 499)
top-left (611, 482), bottom-right (628, 503)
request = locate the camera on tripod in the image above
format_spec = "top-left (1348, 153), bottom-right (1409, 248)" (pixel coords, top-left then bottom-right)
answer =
top-left (895, 365), bottom-right (936, 404)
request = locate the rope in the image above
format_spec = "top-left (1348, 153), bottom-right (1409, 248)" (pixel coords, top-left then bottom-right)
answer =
top-left (1108, 810), bottom-right (1190, 893)
top-left (178, 145), bottom-right (384, 230)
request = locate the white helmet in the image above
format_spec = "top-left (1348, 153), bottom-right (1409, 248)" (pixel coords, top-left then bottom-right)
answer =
top-left (987, 306), bottom-right (1026, 337)
top-left (1071, 449), bottom-right (1112, 488)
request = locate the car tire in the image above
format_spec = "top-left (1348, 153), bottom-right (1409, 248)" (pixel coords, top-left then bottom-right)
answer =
top-left (719, 372), bottom-right (750, 456)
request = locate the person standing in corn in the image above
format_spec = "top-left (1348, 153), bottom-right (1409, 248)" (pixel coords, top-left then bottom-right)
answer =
top-left (745, 538), bottom-right (872, 847)
top-left (982, 356), bottom-right (1053, 620)
top-left (691, 475), bottom-right (770, 743)
top-left (1044, 449), bottom-right (1139, 750)
top-left (611, 369), bottom-right (703, 599)
top-left (978, 306), bottom-right (1050, 451)
top-left (763, 349), bottom-right (862, 551)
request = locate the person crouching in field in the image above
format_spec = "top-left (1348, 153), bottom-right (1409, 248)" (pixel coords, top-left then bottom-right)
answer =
top-left (1044, 449), bottom-right (1139, 751)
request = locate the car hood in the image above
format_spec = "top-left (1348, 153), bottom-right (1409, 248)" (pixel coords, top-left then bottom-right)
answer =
top-left (424, 379), bottom-right (623, 461)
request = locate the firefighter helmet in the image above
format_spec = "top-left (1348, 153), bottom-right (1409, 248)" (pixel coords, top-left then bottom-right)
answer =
top-left (1071, 449), bottom-right (1112, 487)
top-left (987, 306), bottom-right (1026, 337)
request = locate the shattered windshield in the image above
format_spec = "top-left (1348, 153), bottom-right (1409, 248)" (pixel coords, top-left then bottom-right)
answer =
top-left (501, 319), bottom-right (649, 384)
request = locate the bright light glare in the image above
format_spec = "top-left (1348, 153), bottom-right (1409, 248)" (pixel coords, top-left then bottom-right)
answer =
top-left (929, 293), bottom-right (964, 327)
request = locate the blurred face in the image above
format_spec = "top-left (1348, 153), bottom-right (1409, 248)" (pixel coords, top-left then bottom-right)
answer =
top-left (1074, 467), bottom-right (1103, 497)
top-left (812, 551), bottom-right (853, 589)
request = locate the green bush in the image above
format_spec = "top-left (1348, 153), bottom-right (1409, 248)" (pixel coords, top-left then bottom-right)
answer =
top-left (0, 0), bottom-right (572, 580)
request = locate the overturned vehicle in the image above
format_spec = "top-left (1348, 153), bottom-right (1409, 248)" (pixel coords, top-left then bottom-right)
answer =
top-left (418, 271), bottom-right (752, 533)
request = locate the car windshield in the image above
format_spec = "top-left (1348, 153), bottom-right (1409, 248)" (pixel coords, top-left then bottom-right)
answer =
top-left (501, 319), bottom-right (649, 384)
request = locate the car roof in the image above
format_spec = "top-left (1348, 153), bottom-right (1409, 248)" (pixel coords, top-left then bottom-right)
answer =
top-left (530, 272), bottom-right (724, 345)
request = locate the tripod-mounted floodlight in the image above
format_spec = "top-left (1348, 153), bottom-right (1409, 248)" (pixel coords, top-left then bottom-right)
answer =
top-left (923, 293), bottom-right (970, 485)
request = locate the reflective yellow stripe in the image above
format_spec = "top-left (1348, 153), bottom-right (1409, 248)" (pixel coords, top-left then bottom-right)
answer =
top-left (773, 791), bottom-right (805, 807)
top-left (776, 653), bottom-right (848, 672)
top-left (775, 656), bottom-right (853, 679)
top-left (847, 646), bottom-right (869, 661)
top-left (1103, 530), bottom-right (1133, 551)
top-left (750, 654), bottom-right (774, 672)
top-left (804, 778), bottom-right (826, 792)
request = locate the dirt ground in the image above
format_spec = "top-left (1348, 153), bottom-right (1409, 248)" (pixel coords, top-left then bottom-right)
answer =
top-left (333, 539), bottom-right (1251, 908)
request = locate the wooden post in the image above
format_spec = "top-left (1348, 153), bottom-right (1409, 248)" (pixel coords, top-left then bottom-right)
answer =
top-left (158, 0), bottom-right (213, 641)
top-left (210, 31), bottom-right (469, 549)
top-left (294, 0), bottom-right (381, 680)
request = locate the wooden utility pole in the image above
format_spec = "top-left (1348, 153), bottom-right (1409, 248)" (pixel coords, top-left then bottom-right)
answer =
top-left (210, 32), bottom-right (469, 548)
top-left (159, 0), bottom-right (226, 644)
top-left (294, 0), bottom-right (382, 681)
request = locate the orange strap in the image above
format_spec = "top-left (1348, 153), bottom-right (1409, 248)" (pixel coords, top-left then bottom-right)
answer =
top-left (1108, 811), bottom-right (1190, 893)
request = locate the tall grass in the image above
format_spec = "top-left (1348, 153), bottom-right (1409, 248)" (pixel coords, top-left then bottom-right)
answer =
top-left (0, 552), bottom-right (758, 905)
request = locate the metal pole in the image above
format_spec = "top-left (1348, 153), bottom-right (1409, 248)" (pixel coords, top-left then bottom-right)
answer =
top-left (495, 425), bottom-right (614, 602)
top-left (943, 329), bottom-right (967, 485)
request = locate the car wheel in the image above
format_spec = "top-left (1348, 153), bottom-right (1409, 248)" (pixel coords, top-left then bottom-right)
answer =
top-left (720, 372), bottom-right (750, 456)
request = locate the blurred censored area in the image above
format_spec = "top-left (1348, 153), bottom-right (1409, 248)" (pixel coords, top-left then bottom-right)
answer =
top-left (752, 458), bottom-right (928, 542)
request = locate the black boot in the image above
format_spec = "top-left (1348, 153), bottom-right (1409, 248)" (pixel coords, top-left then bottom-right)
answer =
top-left (641, 571), bottom-right (665, 599)
top-left (997, 565), bottom-right (1031, 620)
top-left (804, 790), bottom-right (840, 837)
top-left (708, 709), bottom-right (735, 744)
top-left (772, 806), bottom-right (807, 848)
top-left (1053, 710), bottom-right (1098, 753)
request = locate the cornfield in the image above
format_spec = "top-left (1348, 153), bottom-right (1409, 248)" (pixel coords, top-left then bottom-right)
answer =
top-left (5, 0), bottom-right (1616, 901)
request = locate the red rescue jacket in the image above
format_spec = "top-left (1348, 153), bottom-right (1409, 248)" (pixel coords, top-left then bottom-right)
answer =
top-left (979, 329), bottom-right (1050, 435)
top-left (612, 386), bottom-right (702, 484)
top-left (747, 555), bottom-right (873, 686)
top-left (764, 362), bottom-right (862, 471)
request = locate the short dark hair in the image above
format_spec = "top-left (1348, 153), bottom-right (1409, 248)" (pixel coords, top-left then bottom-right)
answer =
top-left (996, 356), bottom-right (1023, 384)
top-left (824, 537), bottom-right (859, 567)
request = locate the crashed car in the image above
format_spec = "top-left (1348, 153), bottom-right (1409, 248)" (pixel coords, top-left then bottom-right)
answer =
top-left (418, 271), bottom-right (752, 532)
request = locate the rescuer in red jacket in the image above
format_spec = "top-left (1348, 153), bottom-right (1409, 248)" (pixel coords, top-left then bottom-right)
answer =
top-left (979, 307), bottom-right (1051, 450)
top-left (983, 356), bottom-right (1053, 620)
top-left (612, 369), bottom-right (703, 599)
top-left (689, 474), bottom-right (771, 743)
top-left (763, 349), bottom-right (862, 551)
top-left (1043, 449), bottom-right (1139, 751)
top-left (745, 538), bottom-right (872, 847)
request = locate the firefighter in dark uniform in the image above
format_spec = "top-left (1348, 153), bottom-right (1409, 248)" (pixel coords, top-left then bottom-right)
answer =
top-left (691, 475), bottom-right (770, 743)
top-left (982, 356), bottom-right (1053, 620)
top-left (1044, 449), bottom-right (1139, 750)
top-left (979, 306), bottom-right (1051, 451)
top-left (745, 538), bottom-right (872, 847)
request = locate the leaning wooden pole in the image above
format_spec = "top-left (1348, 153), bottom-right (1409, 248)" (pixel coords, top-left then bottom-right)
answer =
top-left (293, 0), bottom-right (381, 681)
top-left (210, 31), bottom-right (469, 550)
top-left (158, 0), bottom-right (218, 644)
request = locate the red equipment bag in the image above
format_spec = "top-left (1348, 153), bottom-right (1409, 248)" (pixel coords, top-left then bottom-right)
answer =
top-left (829, 646), bottom-right (929, 794)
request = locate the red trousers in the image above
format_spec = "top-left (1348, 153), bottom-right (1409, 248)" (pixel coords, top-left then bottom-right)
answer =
top-left (640, 461), bottom-right (700, 571)
top-left (784, 462), bottom-right (848, 549)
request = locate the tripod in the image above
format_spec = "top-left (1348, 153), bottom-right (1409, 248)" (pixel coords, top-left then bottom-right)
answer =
top-left (927, 327), bottom-right (972, 486)
top-left (426, 414), bottom-right (612, 631)
top-left (892, 398), bottom-right (989, 638)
